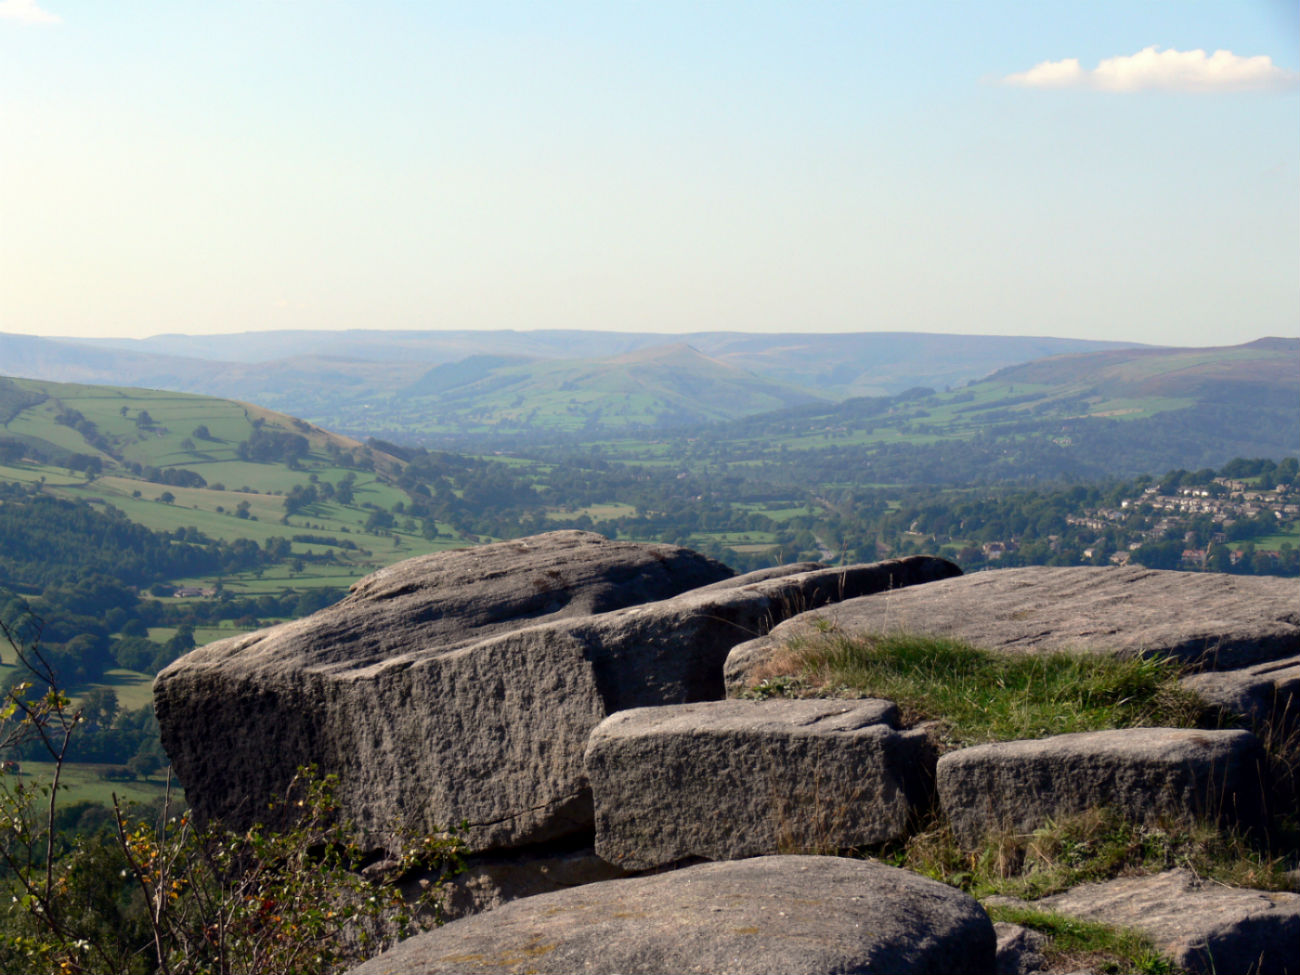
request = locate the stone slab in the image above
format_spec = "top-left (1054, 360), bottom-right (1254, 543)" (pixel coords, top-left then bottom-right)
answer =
top-left (349, 855), bottom-right (996, 975)
top-left (586, 699), bottom-right (933, 870)
top-left (937, 728), bottom-right (1267, 849)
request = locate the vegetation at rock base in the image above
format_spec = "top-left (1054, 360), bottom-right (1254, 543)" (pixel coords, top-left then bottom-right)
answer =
top-left (983, 901), bottom-right (1180, 975)
top-left (897, 805), bottom-right (1295, 903)
top-left (752, 631), bottom-right (1300, 973)
top-left (0, 620), bottom-right (464, 975)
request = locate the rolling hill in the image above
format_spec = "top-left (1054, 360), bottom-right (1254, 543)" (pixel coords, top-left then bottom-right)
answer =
top-left (0, 376), bottom-right (462, 596)
top-left (353, 343), bottom-right (829, 434)
top-left (3, 329), bottom-right (1138, 435)
top-left (703, 337), bottom-right (1299, 482)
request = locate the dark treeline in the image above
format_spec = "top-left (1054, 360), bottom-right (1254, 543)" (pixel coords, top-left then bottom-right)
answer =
top-left (0, 483), bottom-right (267, 590)
top-left (0, 482), bottom-right (342, 686)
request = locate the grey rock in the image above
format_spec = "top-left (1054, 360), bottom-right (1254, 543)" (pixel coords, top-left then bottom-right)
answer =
top-left (687, 561), bottom-right (827, 593)
top-left (1032, 868), bottom-right (1300, 975)
top-left (937, 728), bottom-right (1267, 849)
top-left (585, 699), bottom-right (935, 870)
top-left (348, 855), bottom-right (997, 975)
top-left (156, 530), bottom-right (957, 853)
top-left (993, 922), bottom-right (1049, 975)
top-left (725, 567), bottom-right (1300, 694)
top-left (429, 848), bottom-right (629, 923)
top-left (1182, 655), bottom-right (1300, 730)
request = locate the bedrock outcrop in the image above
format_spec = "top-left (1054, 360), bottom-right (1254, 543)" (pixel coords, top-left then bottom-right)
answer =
top-left (348, 855), bottom-right (996, 975)
top-left (155, 530), bottom-right (958, 852)
top-left (725, 566), bottom-right (1300, 693)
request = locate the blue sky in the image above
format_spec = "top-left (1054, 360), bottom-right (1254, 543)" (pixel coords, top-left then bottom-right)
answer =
top-left (1, 1), bottom-right (1296, 347)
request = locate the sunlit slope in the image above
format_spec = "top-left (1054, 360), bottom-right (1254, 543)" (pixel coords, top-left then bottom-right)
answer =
top-left (984, 337), bottom-right (1298, 408)
top-left (0, 376), bottom-right (397, 474)
top-left (0, 376), bottom-right (464, 582)
top-left (714, 338), bottom-right (1299, 475)
top-left (372, 343), bottom-right (829, 433)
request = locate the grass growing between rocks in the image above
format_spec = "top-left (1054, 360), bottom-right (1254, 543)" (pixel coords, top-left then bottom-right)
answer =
top-left (894, 806), bottom-right (1295, 902)
top-left (984, 903), bottom-right (1181, 975)
top-left (748, 628), bottom-right (1300, 960)
top-left (745, 631), bottom-right (1206, 746)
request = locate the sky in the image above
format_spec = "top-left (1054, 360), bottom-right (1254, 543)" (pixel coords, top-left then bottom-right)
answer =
top-left (1, 1), bottom-right (1297, 348)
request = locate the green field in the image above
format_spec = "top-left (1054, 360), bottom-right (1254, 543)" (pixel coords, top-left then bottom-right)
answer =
top-left (546, 502), bottom-right (638, 521)
top-left (6, 760), bottom-right (178, 809)
top-left (1229, 528), bottom-right (1300, 551)
top-left (80, 668), bottom-right (156, 712)
top-left (0, 662), bottom-right (157, 714)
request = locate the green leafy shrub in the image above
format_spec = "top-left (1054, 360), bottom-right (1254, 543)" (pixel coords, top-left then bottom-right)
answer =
top-left (0, 617), bottom-right (463, 975)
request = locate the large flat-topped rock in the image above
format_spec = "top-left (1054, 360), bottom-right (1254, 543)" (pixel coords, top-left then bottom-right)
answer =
top-left (349, 856), bottom-right (996, 975)
top-left (586, 699), bottom-right (934, 870)
top-left (726, 567), bottom-right (1300, 693)
top-left (172, 530), bottom-right (734, 675)
top-left (155, 532), bottom-right (959, 852)
top-left (937, 728), bottom-right (1266, 849)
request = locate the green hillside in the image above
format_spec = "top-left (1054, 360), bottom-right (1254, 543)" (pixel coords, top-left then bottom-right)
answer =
top-left (692, 338), bottom-right (1299, 473)
top-left (330, 343), bottom-right (829, 435)
top-left (0, 376), bottom-right (471, 600)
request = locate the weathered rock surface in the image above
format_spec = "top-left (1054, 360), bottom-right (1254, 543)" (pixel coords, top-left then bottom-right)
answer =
top-left (1024, 869), bottom-right (1300, 975)
top-left (1182, 655), bottom-right (1300, 729)
top-left (155, 530), bottom-right (958, 852)
top-left (937, 728), bottom-right (1267, 848)
top-left (993, 922), bottom-right (1049, 975)
top-left (348, 855), bottom-right (996, 975)
top-left (585, 699), bottom-right (935, 870)
top-left (725, 567), bottom-right (1300, 694)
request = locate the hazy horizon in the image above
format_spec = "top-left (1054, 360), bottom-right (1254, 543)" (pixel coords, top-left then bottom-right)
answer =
top-left (3, 2), bottom-right (1297, 348)
top-left (34, 325), bottom-right (1292, 353)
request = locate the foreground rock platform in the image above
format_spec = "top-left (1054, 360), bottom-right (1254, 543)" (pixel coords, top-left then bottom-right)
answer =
top-left (349, 855), bottom-right (996, 975)
top-left (1009, 869), bottom-right (1300, 975)
top-left (586, 699), bottom-right (934, 870)
top-left (725, 566), bottom-right (1300, 693)
top-left (156, 530), bottom-right (959, 852)
top-left (937, 728), bottom-right (1267, 848)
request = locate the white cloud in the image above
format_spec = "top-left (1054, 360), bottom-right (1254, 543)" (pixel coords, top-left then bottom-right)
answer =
top-left (1004, 46), bottom-right (1299, 93)
top-left (0, 0), bottom-right (60, 24)
top-left (1004, 57), bottom-right (1085, 89)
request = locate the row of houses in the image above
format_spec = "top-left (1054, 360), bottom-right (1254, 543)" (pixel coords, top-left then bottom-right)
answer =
top-left (978, 480), bottom-right (1296, 568)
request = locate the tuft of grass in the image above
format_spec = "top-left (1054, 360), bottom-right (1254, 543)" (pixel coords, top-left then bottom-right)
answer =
top-left (750, 631), bottom-right (1206, 746)
top-left (985, 903), bottom-right (1183, 975)
top-left (892, 806), bottom-right (1295, 903)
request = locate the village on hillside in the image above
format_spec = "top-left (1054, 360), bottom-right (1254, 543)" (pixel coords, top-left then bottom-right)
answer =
top-left (971, 477), bottom-right (1300, 574)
